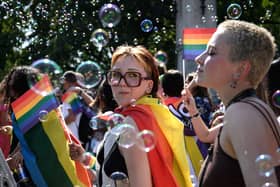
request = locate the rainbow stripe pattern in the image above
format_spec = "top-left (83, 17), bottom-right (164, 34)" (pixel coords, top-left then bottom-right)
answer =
top-left (11, 75), bottom-right (59, 133)
top-left (61, 91), bottom-right (83, 114)
top-left (11, 76), bottom-right (92, 187)
top-left (183, 28), bottom-right (216, 60)
top-left (117, 96), bottom-right (193, 187)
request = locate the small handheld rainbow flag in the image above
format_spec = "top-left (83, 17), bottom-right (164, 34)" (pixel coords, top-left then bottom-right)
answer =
top-left (11, 75), bottom-right (92, 187)
top-left (11, 75), bottom-right (59, 133)
top-left (61, 91), bottom-right (83, 114)
top-left (183, 28), bottom-right (216, 60)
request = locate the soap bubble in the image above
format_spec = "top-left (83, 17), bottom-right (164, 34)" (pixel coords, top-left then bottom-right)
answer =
top-left (31, 58), bottom-right (62, 91)
top-left (227, 3), bottom-right (242, 19)
top-left (255, 154), bottom-right (274, 177)
top-left (140, 19), bottom-right (153, 33)
top-left (31, 58), bottom-right (62, 76)
top-left (154, 50), bottom-right (168, 64)
top-left (82, 152), bottom-right (95, 169)
top-left (76, 60), bottom-right (103, 89)
top-left (90, 28), bottom-right (109, 51)
top-left (99, 3), bottom-right (121, 28)
top-left (38, 110), bottom-right (49, 122)
top-left (106, 113), bottom-right (126, 130)
top-left (271, 90), bottom-right (280, 109)
top-left (262, 182), bottom-right (277, 187)
top-left (117, 124), bottom-right (137, 148)
top-left (136, 130), bottom-right (156, 152)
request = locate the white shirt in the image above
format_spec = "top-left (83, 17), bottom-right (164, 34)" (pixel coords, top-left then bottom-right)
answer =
top-left (60, 100), bottom-right (82, 141)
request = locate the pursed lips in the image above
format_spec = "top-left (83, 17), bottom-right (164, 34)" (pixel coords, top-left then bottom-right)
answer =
top-left (118, 90), bottom-right (130, 95)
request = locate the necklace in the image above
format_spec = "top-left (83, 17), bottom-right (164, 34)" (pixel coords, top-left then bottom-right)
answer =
top-left (226, 88), bottom-right (256, 109)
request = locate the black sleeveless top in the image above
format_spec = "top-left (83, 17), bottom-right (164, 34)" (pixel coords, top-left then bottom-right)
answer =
top-left (198, 88), bottom-right (256, 187)
top-left (198, 127), bottom-right (245, 187)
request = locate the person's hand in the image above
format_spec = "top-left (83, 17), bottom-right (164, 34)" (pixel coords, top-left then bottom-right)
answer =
top-left (68, 86), bottom-right (83, 95)
top-left (6, 151), bottom-right (23, 171)
top-left (210, 113), bottom-right (224, 127)
top-left (87, 169), bottom-right (96, 184)
top-left (181, 87), bottom-right (199, 115)
top-left (0, 125), bottom-right (13, 135)
top-left (69, 142), bottom-right (85, 162)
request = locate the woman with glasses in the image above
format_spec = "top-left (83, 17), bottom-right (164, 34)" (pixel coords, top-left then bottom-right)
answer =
top-left (70, 45), bottom-right (193, 187)
top-left (102, 45), bottom-right (194, 187)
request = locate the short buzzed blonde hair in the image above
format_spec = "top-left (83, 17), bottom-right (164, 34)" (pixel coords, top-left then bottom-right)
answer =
top-left (218, 20), bottom-right (276, 86)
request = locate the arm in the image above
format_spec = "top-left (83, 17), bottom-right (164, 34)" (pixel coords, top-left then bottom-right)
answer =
top-left (119, 116), bottom-right (152, 187)
top-left (69, 142), bottom-right (96, 183)
top-left (68, 86), bottom-right (95, 106)
top-left (225, 102), bottom-right (279, 186)
top-left (64, 109), bottom-right (77, 124)
top-left (182, 87), bottom-right (221, 143)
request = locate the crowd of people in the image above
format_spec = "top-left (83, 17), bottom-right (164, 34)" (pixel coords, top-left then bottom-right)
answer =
top-left (0, 19), bottom-right (279, 187)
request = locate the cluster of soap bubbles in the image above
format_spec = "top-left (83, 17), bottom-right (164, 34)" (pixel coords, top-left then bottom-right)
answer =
top-left (90, 112), bottom-right (156, 152)
top-left (89, 3), bottom-right (121, 50)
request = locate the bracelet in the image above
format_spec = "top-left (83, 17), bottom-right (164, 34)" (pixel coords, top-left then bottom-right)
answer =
top-left (190, 112), bottom-right (200, 119)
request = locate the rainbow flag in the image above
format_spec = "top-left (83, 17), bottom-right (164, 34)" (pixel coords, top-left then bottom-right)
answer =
top-left (11, 76), bottom-right (92, 187)
top-left (116, 96), bottom-right (193, 187)
top-left (11, 75), bottom-right (59, 133)
top-left (61, 91), bottom-right (83, 114)
top-left (183, 28), bottom-right (216, 60)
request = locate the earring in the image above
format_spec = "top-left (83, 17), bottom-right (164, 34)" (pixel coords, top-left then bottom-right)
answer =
top-left (230, 81), bottom-right (237, 89)
top-left (230, 73), bottom-right (240, 89)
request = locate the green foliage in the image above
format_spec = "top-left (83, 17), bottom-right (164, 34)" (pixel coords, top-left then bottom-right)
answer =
top-left (0, 0), bottom-right (279, 81)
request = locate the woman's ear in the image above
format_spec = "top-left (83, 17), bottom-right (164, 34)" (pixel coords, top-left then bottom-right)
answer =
top-left (238, 61), bottom-right (251, 79)
top-left (146, 80), bottom-right (154, 94)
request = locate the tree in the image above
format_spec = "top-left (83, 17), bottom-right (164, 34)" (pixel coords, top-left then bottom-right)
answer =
top-left (0, 0), bottom-right (279, 81)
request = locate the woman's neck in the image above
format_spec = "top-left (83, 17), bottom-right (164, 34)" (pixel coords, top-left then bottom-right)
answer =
top-left (218, 84), bottom-right (255, 107)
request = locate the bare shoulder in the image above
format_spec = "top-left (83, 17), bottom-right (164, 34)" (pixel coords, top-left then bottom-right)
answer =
top-left (224, 99), bottom-right (279, 154)
top-left (224, 100), bottom-right (277, 132)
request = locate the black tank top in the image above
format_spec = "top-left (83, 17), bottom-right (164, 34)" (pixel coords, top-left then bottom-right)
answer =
top-left (198, 89), bottom-right (256, 187)
top-left (198, 127), bottom-right (245, 187)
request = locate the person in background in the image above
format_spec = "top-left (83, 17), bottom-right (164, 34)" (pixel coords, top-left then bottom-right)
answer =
top-left (182, 20), bottom-right (279, 187)
top-left (70, 45), bottom-right (193, 187)
top-left (267, 57), bottom-right (280, 118)
top-left (0, 77), bottom-right (12, 158)
top-left (60, 71), bottom-right (96, 148)
top-left (160, 69), bottom-right (211, 181)
top-left (87, 78), bottom-right (118, 155)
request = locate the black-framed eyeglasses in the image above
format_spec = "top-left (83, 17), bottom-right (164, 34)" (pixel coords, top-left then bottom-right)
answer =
top-left (107, 71), bottom-right (151, 87)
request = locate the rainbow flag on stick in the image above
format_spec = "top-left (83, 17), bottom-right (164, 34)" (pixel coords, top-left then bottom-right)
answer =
top-left (11, 75), bottom-right (92, 187)
top-left (183, 28), bottom-right (216, 60)
top-left (61, 91), bottom-right (83, 114)
top-left (11, 75), bottom-right (59, 133)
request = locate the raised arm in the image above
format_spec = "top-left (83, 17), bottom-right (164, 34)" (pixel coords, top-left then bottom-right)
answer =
top-left (182, 87), bottom-right (221, 143)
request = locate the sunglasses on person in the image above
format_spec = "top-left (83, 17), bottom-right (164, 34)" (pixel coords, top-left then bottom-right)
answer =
top-left (107, 71), bottom-right (151, 87)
